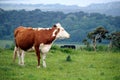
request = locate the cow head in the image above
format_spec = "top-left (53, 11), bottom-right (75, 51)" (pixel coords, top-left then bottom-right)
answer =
top-left (53, 23), bottom-right (70, 39)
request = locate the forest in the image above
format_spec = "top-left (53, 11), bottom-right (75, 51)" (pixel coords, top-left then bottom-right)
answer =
top-left (0, 8), bottom-right (120, 44)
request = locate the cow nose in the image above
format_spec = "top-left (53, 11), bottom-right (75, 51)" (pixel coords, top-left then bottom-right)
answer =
top-left (68, 34), bottom-right (70, 38)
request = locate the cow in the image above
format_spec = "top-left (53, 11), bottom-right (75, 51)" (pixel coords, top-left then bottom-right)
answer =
top-left (13, 23), bottom-right (70, 68)
top-left (61, 45), bottom-right (76, 49)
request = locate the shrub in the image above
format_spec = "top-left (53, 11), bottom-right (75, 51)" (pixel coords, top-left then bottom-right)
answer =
top-left (51, 45), bottom-right (78, 54)
top-left (66, 55), bottom-right (72, 61)
top-left (110, 47), bottom-right (120, 52)
top-left (60, 48), bottom-right (73, 54)
top-left (83, 46), bottom-right (94, 51)
top-left (10, 44), bottom-right (15, 50)
top-left (0, 48), bottom-right (4, 53)
top-left (51, 45), bottom-right (60, 50)
top-left (5, 44), bottom-right (10, 49)
top-left (96, 45), bottom-right (108, 51)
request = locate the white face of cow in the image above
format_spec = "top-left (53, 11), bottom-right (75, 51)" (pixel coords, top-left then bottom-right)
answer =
top-left (55, 23), bottom-right (70, 39)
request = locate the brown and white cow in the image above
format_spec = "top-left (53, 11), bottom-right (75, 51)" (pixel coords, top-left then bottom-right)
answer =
top-left (13, 23), bottom-right (70, 68)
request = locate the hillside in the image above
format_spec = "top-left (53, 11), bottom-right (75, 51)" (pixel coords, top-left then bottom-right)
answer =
top-left (0, 1), bottom-right (120, 16)
top-left (81, 1), bottom-right (120, 16)
top-left (0, 9), bottom-right (120, 43)
top-left (0, 3), bottom-right (80, 13)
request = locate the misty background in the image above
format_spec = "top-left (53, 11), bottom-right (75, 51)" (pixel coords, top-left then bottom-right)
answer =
top-left (0, 0), bottom-right (120, 46)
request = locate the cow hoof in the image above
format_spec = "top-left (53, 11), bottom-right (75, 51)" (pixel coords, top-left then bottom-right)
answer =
top-left (43, 65), bottom-right (46, 68)
top-left (18, 63), bottom-right (24, 66)
top-left (37, 66), bottom-right (40, 68)
top-left (43, 64), bottom-right (46, 68)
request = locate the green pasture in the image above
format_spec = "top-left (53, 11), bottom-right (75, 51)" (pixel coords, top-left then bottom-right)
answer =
top-left (0, 47), bottom-right (120, 80)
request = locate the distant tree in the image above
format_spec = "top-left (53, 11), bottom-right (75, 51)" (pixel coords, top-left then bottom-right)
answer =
top-left (106, 34), bottom-right (113, 49)
top-left (112, 32), bottom-right (120, 48)
top-left (107, 32), bottom-right (120, 49)
top-left (82, 39), bottom-right (90, 48)
top-left (87, 26), bottom-right (108, 51)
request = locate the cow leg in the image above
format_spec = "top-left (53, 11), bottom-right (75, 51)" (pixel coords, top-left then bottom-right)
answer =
top-left (42, 53), bottom-right (47, 68)
top-left (40, 44), bottom-right (52, 68)
top-left (35, 46), bottom-right (41, 68)
top-left (21, 50), bottom-right (25, 65)
top-left (13, 46), bottom-right (17, 62)
top-left (16, 48), bottom-right (24, 66)
top-left (17, 48), bottom-right (21, 65)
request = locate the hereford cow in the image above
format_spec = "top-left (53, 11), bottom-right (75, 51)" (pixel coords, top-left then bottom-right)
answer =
top-left (13, 23), bottom-right (70, 68)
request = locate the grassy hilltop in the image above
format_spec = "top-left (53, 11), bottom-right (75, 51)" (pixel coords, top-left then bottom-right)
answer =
top-left (0, 46), bottom-right (120, 80)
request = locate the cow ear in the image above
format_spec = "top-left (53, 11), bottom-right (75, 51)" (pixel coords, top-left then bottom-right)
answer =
top-left (53, 25), bottom-right (57, 27)
top-left (55, 28), bottom-right (60, 35)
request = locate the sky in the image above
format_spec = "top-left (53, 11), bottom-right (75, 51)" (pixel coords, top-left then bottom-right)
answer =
top-left (0, 0), bottom-right (120, 7)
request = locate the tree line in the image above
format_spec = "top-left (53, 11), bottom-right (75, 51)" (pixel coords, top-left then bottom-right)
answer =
top-left (0, 8), bottom-right (120, 47)
top-left (83, 27), bottom-right (120, 51)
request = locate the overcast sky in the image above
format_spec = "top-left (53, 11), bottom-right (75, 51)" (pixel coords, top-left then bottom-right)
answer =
top-left (0, 0), bottom-right (120, 6)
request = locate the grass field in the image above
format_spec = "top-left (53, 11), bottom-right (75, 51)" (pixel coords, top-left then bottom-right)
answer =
top-left (0, 48), bottom-right (120, 80)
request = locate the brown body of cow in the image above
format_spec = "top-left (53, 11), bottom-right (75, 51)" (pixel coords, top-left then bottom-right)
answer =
top-left (13, 23), bottom-right (70, 68)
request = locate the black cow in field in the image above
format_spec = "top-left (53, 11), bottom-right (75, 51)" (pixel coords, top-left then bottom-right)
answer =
top-left (60, 45), bottom-right (76, 49)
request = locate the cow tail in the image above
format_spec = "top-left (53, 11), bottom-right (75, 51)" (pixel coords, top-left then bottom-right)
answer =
top-left (13, 27), bottom-right (23, 62)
